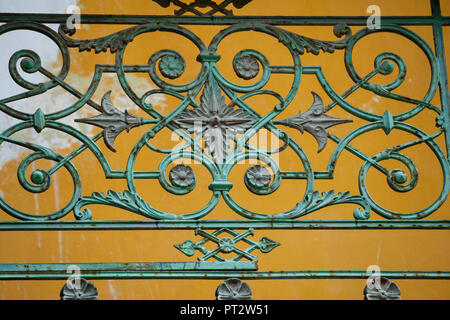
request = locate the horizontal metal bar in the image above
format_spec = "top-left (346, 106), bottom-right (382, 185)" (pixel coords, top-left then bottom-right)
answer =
top-left (0, 13), bottom-right (449, 25)
top-left (0, 220), bottom-right (449, 230)
top-left (0, 261), bottom-right (257, 279)
top-left (0, 265), bottom-right (447, 280)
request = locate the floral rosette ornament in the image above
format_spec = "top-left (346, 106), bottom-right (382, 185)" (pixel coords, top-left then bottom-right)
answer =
top-left (215, 278), bottom-right (252, 300)
top-left (60, 278), bottom-right (98, 300)
top-left (169, 164), bottom-right (196, 187)
top-left (364, 277), bottom-right (401, 300)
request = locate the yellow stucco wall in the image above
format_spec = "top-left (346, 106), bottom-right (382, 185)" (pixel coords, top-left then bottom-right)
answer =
top-left (0, 0), bottom-right (449, 299)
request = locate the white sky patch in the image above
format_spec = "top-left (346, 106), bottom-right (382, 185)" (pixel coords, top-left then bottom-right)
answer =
top-left (0, 0), bottom-right (79, 169)
top-left (0, 1), bottom-right (166, 169)
top-left (0, 0), bottom-right (78, 14)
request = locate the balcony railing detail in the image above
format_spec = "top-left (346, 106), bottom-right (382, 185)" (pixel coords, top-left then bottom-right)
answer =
top-left (0, 0), bottom-right (448, 291)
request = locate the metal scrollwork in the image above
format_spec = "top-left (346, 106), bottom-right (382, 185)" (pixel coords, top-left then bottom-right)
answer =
top-left (174, 228), bottom-right (280, 261)
top-left (275, 91), bottom-right (352, 153)
top-left (0, 9), bottom-right (448, 227)
top-left (153, 0), bottom-right (253, 17)
top-left (0, 0), bottom-right (449, 290)
top-left (169, 164), bottom-right (196, 188)
top-left (173, 75), bottom-right (256, 164)
top-left (76, 91), bottom-right (144, 152)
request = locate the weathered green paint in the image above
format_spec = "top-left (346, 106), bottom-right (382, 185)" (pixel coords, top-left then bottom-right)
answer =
top-left (0, 13), bottom-right (450, 26)
top-left (0, 264), bottom-right (447, 280)
top-left (0, 219), bottom-right (449, 230)
top-left (174, 228), bottom-right (280, 262)
top-left (0, 0), bottom-right (448, 282)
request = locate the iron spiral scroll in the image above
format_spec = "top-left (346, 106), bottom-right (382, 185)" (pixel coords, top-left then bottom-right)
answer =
top-left (0, 1), bottom-right (448, 295)
top-left (0, 18), bottom-right (447, 222)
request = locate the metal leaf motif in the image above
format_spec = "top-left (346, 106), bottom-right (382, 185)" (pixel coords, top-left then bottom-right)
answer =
top-left (80, 190), bottom-right (155, 219)
top-left (74, 190), bottom-right (177, 220)
top-left (76, 91), bottom-right (143, 152)
top-left (295, 190), bottom-right (371, 220)
top-left (59, 24), bottom-right (144, 53)
top-left (92, 190), bottom-right (151, 211)
top-left (174, 240), bottom-right (196, 256)
top-left (276, 91), bottom-right (352, 152)
top-left (268, 23), bottom-right (351, 55)
top-left (173, 77), bottom-right (255, 164)
top-left (258, 237), bottom-right (280, 253)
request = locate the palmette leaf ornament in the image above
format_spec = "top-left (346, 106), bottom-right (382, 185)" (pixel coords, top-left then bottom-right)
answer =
top-left (276, 92), bottom-right (352, 152)
top-left (75, 91), bottom-right (143, 152)
top-left (173, 77), bottom-right (255, 164)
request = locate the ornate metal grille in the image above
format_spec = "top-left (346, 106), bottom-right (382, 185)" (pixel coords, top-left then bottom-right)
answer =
top-left (0, 0), bottom-right (449, 299)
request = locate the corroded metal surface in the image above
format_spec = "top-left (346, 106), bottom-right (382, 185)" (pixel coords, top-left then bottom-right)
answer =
top-left (153, 0), bottom-right (253, 16)
top-left (275, 92), bottom-right (352, 153)
top-left (0, 16), bottom-right (447, 221)
top-left (75, 91), bottom-right (144, 152)
top-left (0, 0), bottom-right (448, 287)
top-left (174, 228), bottom-right (280, 261)
top-left (364, 277), bottom-right (401, 300)
top-left (0, 264), bottom-right (447, 280)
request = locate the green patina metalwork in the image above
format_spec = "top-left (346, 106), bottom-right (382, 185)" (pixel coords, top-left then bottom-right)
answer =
top-left (174, 228), bottom-right (280, 261)
top-left (0, 263), bottom-right (448, 280)
top-left (0, 0), bottom-right (448, 281)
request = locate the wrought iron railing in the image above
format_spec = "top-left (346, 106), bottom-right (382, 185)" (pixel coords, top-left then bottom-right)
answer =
top-left (0, 0), bottom-right (449, 299)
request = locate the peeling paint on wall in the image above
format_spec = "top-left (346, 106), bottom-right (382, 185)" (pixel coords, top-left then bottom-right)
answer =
top-left (0, 1), bottom-right (166, 170)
